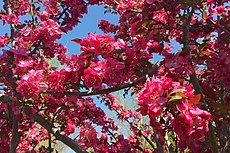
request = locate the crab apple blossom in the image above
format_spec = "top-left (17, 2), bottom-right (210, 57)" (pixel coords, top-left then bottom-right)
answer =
top-left (172, 101), bottom-right (211, 152)
top-left (1, 14), bottom-right (20, 25)
top-left (0, 35), bottom-right (8, 47)
top-left (0, 0), bottom-right (229, 153)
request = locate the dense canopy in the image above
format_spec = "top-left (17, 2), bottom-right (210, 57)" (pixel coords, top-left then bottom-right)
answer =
top-left (0, 0), bottom-right (229, 153)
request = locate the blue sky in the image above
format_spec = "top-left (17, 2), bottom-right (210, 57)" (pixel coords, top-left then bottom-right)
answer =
top-left (58, 5), bottom-right (119, 55)
top-left (0, 2), bottom-right (119, 53)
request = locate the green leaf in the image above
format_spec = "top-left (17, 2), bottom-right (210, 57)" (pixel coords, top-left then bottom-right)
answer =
top-left (167, 133), bottom-right (176, 149)
top-left (142, 20), bottom-right (150, 28)
top-left (169, 92), bottom-right (184, 102)
top-left (87, 148), bottom-right (94, 153)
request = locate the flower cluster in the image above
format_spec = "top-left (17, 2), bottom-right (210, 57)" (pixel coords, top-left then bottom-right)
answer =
top-left (39, 19), bottom-right (62, 42)
top-left (16, 70), bottom-right (48, 100)
top-left (1, 14), bottom-right (20, 25)
top-left (80, 33), bottom-right (116, 55)
top-left (164, 52), bottom-right (194, 76)
top-left (137, 77), bottom-right (174, 118)
top-left (84, 58), bottom-right (126, 87)
top-left (137, 77), bottom-right (211, 151)
top-left (172, 101), bottom-right (211, 152)
top-left (0, 0), bottom-right (229, 152)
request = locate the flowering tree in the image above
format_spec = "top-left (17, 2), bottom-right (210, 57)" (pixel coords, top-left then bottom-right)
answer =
top-left (0, 0), bottom-right (229, 152)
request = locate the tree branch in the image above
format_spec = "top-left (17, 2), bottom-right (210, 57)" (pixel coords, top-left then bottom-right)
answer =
top-left (10, 115), bottom-right (19, 153)
top-left (45, 61), bottom-right (163, 97)
top-left (207, 18), bottom-right (230, 36)
top-left (196, 5), bottom-right (230, 36)
top-left (154, 132), bottom-right (164, 153)
top-left (33, 113), bottom-right (87, 153)
top-left (3, 0), bottom-right (20, 152)
top-left (182, 6), bottom-right (219, 153)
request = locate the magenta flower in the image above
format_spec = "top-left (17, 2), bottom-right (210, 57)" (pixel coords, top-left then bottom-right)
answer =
top-left (82, 68), bottom-right (102, 89)
top-left (80, 33), bottom-right (115, 55)
top-left (1, 14), bottom-right (20, 25)
top-left (16, 82), bottom-right (40, 100)
top-left (16, 70), bottom-right (48, 100)
top-left (0, 35), bottom-right (8, 47)
top-left (172, 101), bottom-right (211, 152)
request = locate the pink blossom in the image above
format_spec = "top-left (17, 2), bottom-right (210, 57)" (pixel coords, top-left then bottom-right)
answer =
top-left (92, 59), bottom-right (126, 86)
top-left (64, 120), bottom-right (75, 135)
top-left (165, 53), bottom-right (194, 75)
top-left (0, 0), bottom-right (227, 152)
top-left (44, 0), bottom-right (60, 15)
top-left (39, 11), bottom-right (50, 21)
top-left (165, 54), bottom-right (183, 68)
top-left (148, 103), bottom-right (162, 118)
top-left (98, 20), bottom-right (119, 34)
top-left (146, 0), bottom-right (154, 4)
top-left (172, 101), bottom-right (211, 152)
top-left (147, 41), bottom-right (164, 53)
top-left (8, 0), bottom-right (30, 15)
top-left (1, 14), bottom-right (20, 25)
top-left (16, 82), bottom-right (40, 100)
top-left (116, 135), bottom-right (131, 152)
top-left (47, 71), bottom-right (64, 90)
top-left (16, 70), bottom-right (48, 100)
top-left (39, 19), bottom-right (62, 41)
top-left (0, 35), bottom-right (8, 47)
top-left (153, 9), bottom-right (168, 24)
top-left (20, 70), bottom-right (48, 92)
top-left (216, 5), bottom-right (225, 15)
top-left (137, 77), bottom-right (166, 107)
top-left (13, 58), bottom-right (35, 74)
top-left (82, 68), bottom-right (102, 89)
top-left (8, 48), bottom-right (27, 56)
top-left (80, 33), bottom-right (115, 55)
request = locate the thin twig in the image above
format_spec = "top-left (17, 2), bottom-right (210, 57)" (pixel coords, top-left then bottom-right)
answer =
top-left (196, 5), bottom-right (230, 36)
top-left (112, 109), bottom-right (157, 151)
